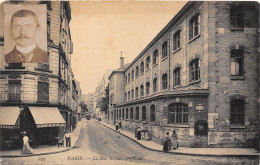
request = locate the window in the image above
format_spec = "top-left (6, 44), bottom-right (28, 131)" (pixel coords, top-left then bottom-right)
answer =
top-left (153, 78), bottom-right (157, 92)
top-left (140, 62), bottom-right (144, 74)
top-left (168, 103), bottom-right (188, 124)
top-left (131, 89), bottom-right (134, 100)
top-left (230, 5), bottom-right (244, 29)
top-left (8, 81), bottom-right (21, 101)
top-left (146, 82), bottom-right (150, 95)
top-left (136, 107), bottom-right (139, 120)
top-left (150, 105), bottom-right (155, 122)
top-left (128, 73), bottom-right (130, 83)
top-left (231, 49), bottom-right (243, 76)
top-left (38, 82), bottom-right (49, 102)
top-left (126, 108), bottom-right (129, 119)
top-left (125, 93), bottom-right (127, 102)
top-left (162, 41), bottom-right (168, 59)
top-left (135, 87), bottom-right (139, 99)
top-left (173, 67), bottom-right (181, 87)
top-left (122, 108), bottom-right (125, 118)
top-left (132, 70), bottom-right (134, 80)
top-left (162, 73), bottom-right (168, 90)
top-left (136, 66), bottom-right (139, 77)
top-left (128, 91), bottom-right (130, 101)
top-left (130, 108), bottom-right (133, 120)
top-left (189, 14), bottom-right (200, 40)
top-left (230, 99), bottom-right (245, 125)
top-left (146, 56), bottom-right (150, 70)
top-left (142, 106), bottom-right (146, 121)
top-left (173, 30), bottom-right (181, 51)
top-left (153, 50), bottom-right (158, 65)
top-left (140, 85), bottom-right (144, 97)
top-left (189, 58), bottom-right (200, 82)
top-left (119, 109), bottom-right (121, 119)
top-left (125, 75), bottom-right (127, 85)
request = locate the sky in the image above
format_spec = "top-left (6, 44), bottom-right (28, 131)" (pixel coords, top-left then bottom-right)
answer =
top-left (70, 1), bottom-right (187, 94)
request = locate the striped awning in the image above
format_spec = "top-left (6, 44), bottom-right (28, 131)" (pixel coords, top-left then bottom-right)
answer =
top-left (29, 107), bottom-right (66, 128)
top-left (0, 106), bottom-right (20, 129)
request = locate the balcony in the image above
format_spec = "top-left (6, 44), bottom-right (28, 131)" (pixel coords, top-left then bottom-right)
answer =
top-left (35, 63), bottom-right (52, 73)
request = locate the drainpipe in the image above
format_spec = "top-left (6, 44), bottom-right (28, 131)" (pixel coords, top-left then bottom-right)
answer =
top-left (168, 30), bottom-right (171, 90)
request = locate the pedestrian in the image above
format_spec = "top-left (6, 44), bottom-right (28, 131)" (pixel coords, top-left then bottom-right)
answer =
top-left (144, 127), bottom-right (149, 141)
top-left (171, 130), bottom-right (178, 149)
top-left (64, 131), bottom-right (71, 147)
top-left (119, 120), bottom-right (123, 130)
top-left (134, 125), bottom-right (138, 137)
top-left (115, 122), bottom-right (120, 138)
top-left (136, 126), bottom-right (141, 140)
top-left (163, 132), bottom-right (171, 152)
top-left (20, 131), bottom-right (33, 154)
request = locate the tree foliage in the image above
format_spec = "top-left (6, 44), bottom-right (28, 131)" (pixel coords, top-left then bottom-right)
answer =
top-left (79, 101), bottom-right (88, 112)
top-left (97, 97), bottom-right (109, 114)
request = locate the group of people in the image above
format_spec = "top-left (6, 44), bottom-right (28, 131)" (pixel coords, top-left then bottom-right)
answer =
top-left (135, 126), bottom-right (152, 141)
top-left (163, 130), bottom-right (178, 152)
top-left (20, 130), bottom-right (72, 155)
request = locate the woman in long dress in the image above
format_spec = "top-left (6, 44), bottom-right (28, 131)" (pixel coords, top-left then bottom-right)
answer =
top-left (171, 130), bottom-right (178, 149)
top-left (136, 127), bottom-right (141, 140)
top-left (20, 131), bottom-right (33, 154)
top-left (163, 132), bottom-right (171, 152)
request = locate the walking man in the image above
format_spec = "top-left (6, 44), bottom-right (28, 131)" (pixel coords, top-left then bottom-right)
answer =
top-left (64, 131), bottom-right (71, 147)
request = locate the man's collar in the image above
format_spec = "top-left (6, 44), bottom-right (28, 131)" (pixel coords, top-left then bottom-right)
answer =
top-left (16, 43), bottom-right (36, 54)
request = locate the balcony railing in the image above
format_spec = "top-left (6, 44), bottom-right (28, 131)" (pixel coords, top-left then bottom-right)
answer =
top-left (35, 63), bottom-right (50, 72)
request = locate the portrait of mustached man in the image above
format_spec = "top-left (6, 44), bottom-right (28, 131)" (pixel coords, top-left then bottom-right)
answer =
top-left (4, 9), bottom-right (48, 63)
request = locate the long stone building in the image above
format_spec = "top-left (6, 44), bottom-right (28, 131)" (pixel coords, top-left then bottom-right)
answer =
top-left (0, 1), bottom-right (80, 150)
top-left (108, 1), bottom-right (259, 148)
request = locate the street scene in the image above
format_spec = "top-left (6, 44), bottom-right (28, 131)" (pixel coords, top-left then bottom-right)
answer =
top-left (0, 0), bottom-right (260, 165)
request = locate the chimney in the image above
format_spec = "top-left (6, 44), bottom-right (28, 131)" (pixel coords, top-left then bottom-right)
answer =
top-left (120, 51), bottom-right (124, 68)
top-left (120, 56), bottom-right (124, 68)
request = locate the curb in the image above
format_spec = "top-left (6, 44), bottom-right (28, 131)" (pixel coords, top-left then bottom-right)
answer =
top-left (96, 120), bottom-right (260, 158)
top-left (0, 120), bottom-right (84, 158)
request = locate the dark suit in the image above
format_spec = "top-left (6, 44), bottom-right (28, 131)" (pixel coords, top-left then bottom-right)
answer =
top-left (4, 45), bottom-right (48, 63)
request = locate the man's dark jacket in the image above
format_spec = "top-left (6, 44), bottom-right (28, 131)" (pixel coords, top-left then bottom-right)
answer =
top-left (4, 45), bottom-right (48, 63)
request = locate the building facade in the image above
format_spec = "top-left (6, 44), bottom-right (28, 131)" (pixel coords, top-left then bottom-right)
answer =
top-left (108, 1), bottom-right (259, 148)
top-left (0, 1), bottom-right (80, 150)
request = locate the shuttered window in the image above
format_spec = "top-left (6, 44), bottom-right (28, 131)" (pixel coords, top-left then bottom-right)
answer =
top-left (38, 82), bottom-right (49, 102)
top-left (8, 81), bottom-right (21, 101)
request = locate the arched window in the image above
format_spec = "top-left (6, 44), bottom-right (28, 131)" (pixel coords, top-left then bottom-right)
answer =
top-left (131, 89), bottom-right (134, 100)
top-left (132, 70), bottom-right (134, 80)
top-left (135, 87), bottom-right (139, 99)
top-left (130, 108), bottom-right (133, 120)
top-left (140, 62), bottom-right (144, 74)
top-left (153, 50), bottom-right (158, 65)
top-left (136, 107), bottom-right (139, 120)
top-left (125, 75), bottom-right (127, 85)
top-left (150, 105), bottom-right (155, 122)
top-left (162, 73), bottom-right (168, 90)
top-left (140, 85), bottom-right (144, 97)
top-left (162, 41), bottom-right (168, 59)
top-left (146, 56), bottom-right (150, 70)
top-left (189, 58), bottom-right (200, 82)
top-left (231, 49), bottom-right (243, 76)
top-left (146, 82), bottom-right (150, 95)
top-left (168, 103), bottom-right (188, 124)
top-left (128, 73), bottom-right (130, 83)
top-left (136, 66), bottom-right (139, 77)
top-left (173, 67), bottom-right (181, 87)
top-left (142, 106), bottom-right (146, 121)
top-left (126, 108), bottom-right (129, 119)
top-left (153, 78), bottom-right (157, 92)
top-left (230, 99), bottom-right (245, 125)
top-left (122, 108), bottom-right (125, 118)
top-left (173, 30), bottom-right (181, 51)
top-left (189, 14), bottom-right (200, 40)
top-left (128, 91), bottom-right (130, 101)
top-left (119, 109), bottom-right (121, 119)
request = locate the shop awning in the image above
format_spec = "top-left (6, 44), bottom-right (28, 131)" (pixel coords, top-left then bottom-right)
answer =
top-left (0, 106), bottom-right (20, 129)
top-left (29, 107), bottom-right (66, 128)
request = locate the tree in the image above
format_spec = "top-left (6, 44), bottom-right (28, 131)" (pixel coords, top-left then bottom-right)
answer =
top-left (97, 97), bottom-right (109, 114)
top-left (79, 101), bottom-right (88, 113)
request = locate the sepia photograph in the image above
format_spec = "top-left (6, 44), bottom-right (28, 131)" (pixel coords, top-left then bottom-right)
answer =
top-left (0, 0), bottom-right (259, 165)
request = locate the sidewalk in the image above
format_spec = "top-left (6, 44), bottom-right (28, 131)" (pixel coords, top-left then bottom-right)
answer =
top-left (96, 120), bottom-right (260, 157)
top-left (0, 119), bottom-right (84, 157)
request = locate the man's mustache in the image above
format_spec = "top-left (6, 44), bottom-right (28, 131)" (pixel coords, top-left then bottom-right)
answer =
top-left (15, 36), bottom-right (31, 40)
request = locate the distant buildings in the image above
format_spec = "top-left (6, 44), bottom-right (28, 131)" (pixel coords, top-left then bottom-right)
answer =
top-left (108, 1), bottom-right (259, 148)
top-left (0, 1), bottom-right (82, 149)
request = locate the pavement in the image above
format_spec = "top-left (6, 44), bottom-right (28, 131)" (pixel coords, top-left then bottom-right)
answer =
top-left (96, 120), bottom-right (260, 157)
top-left (0, 119), bottom-right (84, 157)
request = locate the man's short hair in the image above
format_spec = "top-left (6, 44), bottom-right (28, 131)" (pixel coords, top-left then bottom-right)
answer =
top-left (11, 9), bottom-right (39, 27)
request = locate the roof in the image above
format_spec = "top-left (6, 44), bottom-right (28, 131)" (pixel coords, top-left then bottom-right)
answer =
top-left (108, 63), bottom-right (130, 79)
